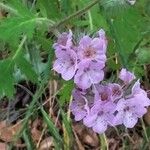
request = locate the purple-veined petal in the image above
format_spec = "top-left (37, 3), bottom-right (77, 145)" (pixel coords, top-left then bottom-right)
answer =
top-left (119, 68), bottom-right (135, 84)
top-left (123, 112), bottom-right (138, 128)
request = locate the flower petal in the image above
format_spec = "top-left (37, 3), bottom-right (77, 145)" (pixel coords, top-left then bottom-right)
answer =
top-left (92, 117), bottom-right (108, 134)
top-left (119, 68), bottom-right (135, 84)
top-left (74, 111), bottom-right (87, 121)
top-left (123, 112), bottom-right (138, 128)
top-left (62, 66), bottom-right (76, 80)
top-left (83, 114), bottom-right (97, 127)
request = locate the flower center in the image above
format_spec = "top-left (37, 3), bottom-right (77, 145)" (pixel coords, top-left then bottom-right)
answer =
top-left (98, 111), bottom-right (104, 116)
top-left (124, 106), bottom-right (130, 112)
top-left (58, 34), bottom-right (68, 46)
top-left (101, 93), bottom-right (108, 101)
top-left (112, 87), bottom-right (121, 96)
top-left (70, 58), bottom-right (75, 65)
top-left (77, 100), bottom-right (85, 109)
top-left (84, 46), bottom-right (96, 58)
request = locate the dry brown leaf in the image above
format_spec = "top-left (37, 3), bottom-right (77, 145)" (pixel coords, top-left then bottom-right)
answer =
top-left (84, 134), bottom-right (98, 147)
top-left (0, 120), bottom-right (22, 142)
top-left (108, 138), bottom-right (120, 150)
top-left (0, 142), bottom-right (7, 150)
top-left (31, 128), bottom-right (42, 142)
top-left (31, 119), bottom-right (43, 143)
top-left (73, 123), bottom-right (99, 149)
top-left (0, 121), bottom-right (7, 129)
top-left (73, 128), bottom-right (85, 150)
top-left (39, 137), bottom-right (54, 150)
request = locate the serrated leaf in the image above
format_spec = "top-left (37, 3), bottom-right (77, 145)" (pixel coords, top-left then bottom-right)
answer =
top-left (28, 45), bottom-right (42, 71)
top-left (110, 8), bottom-right (143, 67)
top-left (16, 55), bottom-right (38, 83)
top-left (133, 65), bottom-right (144, 77)
top-left (136, 48), bottom-right (150, 64)
top-left (90, 5), bottom-right (108, 31)
top-left (0, 54), bottom-right (38, 97)
top-left (35, 35), bottom-right (53, 52)
top-left (58, 81), bottom-right (74, 106)
top-left (36, 0), bottom-right (60, 19)
top-left (101, 0), bottom-right (130, 17)
top-left (3, 0), bottom-right (33, 17)
top-left (0, 17), bottom-right (36, 43)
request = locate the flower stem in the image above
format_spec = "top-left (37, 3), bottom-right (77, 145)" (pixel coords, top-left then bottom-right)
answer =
top-left (141, 118), bottom-right (149, 143)
top-left (99, 133), bottom-right (109, 150)
top-left (52, 0), bottom-right (100, 28)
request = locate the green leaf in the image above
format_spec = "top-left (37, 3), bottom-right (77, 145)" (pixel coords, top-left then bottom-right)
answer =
top-left (136, 48), bottom-right (150, 64)
top-left (0, 54), bottom-right (38, 97)
top-left (60, 0), bottom-right (72, 15)
top-left (107, 59), bottom-right (120, 71)
top-left (6, 0), bottom-right (33, 17)
top-left (58, 81), bottom-right (74, 106)
top-left (0, 17), bottom-right (36, 43)
top-left (16, 55), bottom-right (38, 83)
top-left (0, 36), bottom-right (38, 97)
top-left (0, 59), bottom-right (15, 97)
top-left (109, 8), bottom-right (143, 67)
top-left (101, 0), bottom-right (130, 17)
top-left (35, 35), bottom-right (53, 52)
top-left (133, 65), bottom-right (144, 78)
top-left (36, 0), bottom-right (60, 19)
top-left (145, 0), bottom-right (150, 17)
top-left (90, 5), bottom-right (108, 31)
top-left (29, 47), bottom-right (47, 76)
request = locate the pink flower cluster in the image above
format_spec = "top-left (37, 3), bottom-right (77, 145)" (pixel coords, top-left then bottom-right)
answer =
top-left (53, 30), bottom-right (150, 134)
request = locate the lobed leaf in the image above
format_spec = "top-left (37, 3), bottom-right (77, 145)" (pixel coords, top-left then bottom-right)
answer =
top-left (0, 17), bottom-right (36, 43)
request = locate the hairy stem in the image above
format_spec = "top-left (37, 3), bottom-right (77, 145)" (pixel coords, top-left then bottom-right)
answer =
top-left (52, 0), bottom-right (100, 28)
top-left (0, 2), bottom-right (18, 15)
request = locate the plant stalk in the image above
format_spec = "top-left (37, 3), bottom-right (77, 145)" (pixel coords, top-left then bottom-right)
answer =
top-left (52, 0), bottom-right (100, 28)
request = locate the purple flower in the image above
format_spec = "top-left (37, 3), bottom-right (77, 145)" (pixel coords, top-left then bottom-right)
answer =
top-left (70, 88), bottom-right (94, 121)
top-left (74, 61), bottom-right (104, 89)
top-left (83, 101), bottom-right (116, 134)
top-left (94, 84), bottom-right (112, 102)
top-left (53, 30), bottom-right (73, 57)
top-left (113, 97), bottom-right (149, 128)
top-left (77, 29), bottom-right (107, 63)
top-left (119, 68), bottom-right (135, 84)
top-left (109, 83), bottom-right (123, 100)
top-left (131, 80), bottom-right (150, 107)
top-left (98, 29), bottom-right (107, 53)
top-left (132, 80), bottom-right (147, 96)
top-left (53, 30), bottom-right (72, 50)
top-left (113, 80), bottom-right (150, 128)
top-left (53, 49), bottom-right (77, 80)
top-left (70, 89), bottom-right (88, 121)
